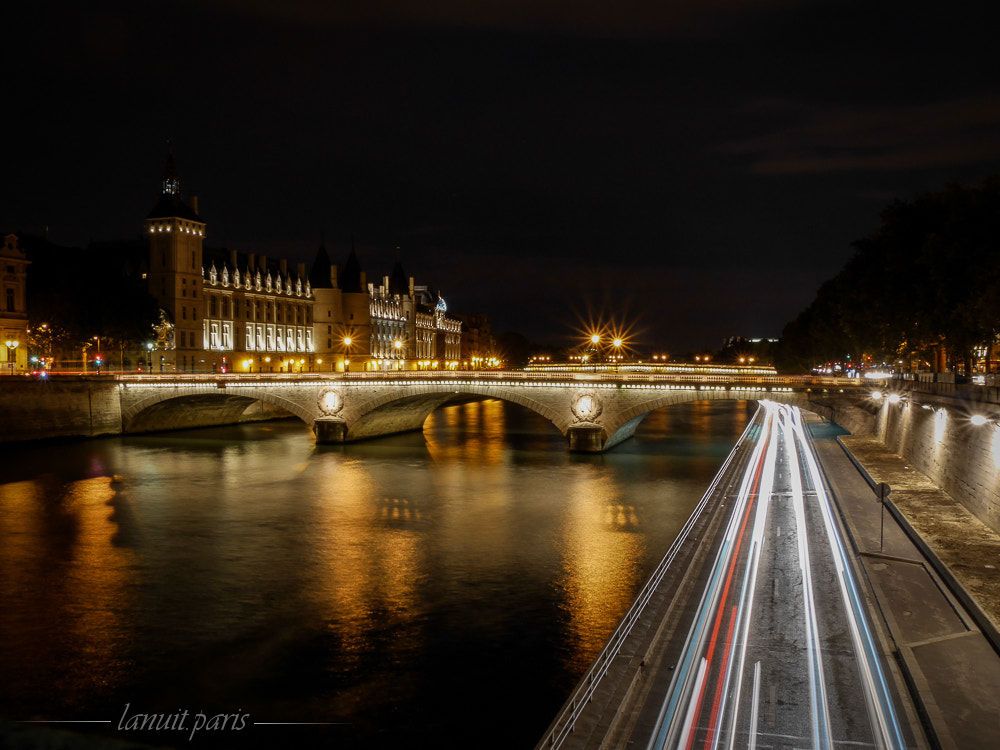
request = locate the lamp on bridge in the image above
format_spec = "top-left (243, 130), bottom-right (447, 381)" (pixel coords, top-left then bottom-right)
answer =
top-left (342, 335), bottom-right (354, 372)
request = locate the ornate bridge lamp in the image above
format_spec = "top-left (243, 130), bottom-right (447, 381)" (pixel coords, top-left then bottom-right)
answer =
top-left (342, 336), bottom-right (353, 373)
top-left (587, 332), bottom-right (602, 372)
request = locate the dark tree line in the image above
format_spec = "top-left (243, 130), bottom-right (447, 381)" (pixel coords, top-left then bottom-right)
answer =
top-left (777, 178), bottom-right (1000, 375)
top-left (22, 235), bottom-right (159, 363)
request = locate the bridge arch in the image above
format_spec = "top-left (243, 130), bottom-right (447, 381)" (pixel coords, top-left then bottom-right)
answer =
top-left (598, 389), bottom-right (813, 451)
top-left (120, 385), bottom-right (315, 434)
top-left (339, 382), bottom-right (570, 442)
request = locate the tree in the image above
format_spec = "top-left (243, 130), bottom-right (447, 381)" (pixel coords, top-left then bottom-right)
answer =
top-left (777, 177), bottom-right (1000, 375)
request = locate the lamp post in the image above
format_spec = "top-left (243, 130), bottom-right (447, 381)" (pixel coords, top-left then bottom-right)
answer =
top-left (587, 333), bottom-right (601, 372)
top-left (91, 335), bottom-right (102, 373)
top-left (342, 336), bottom-right (353, 372)
top-left (5, 339), bottom-right (19, 374)
top-left (612, 338), bottom-right (623, 372)
top-left (393, 338), bottom-right (403, 370)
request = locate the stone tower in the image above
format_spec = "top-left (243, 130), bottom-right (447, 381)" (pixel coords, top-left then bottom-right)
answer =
top-left (144, 148), bottom-right (206, 372)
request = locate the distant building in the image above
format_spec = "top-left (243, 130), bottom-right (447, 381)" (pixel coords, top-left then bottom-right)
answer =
top-left (458, 313), bottom-right (498, 366)
top-left (145, 150), bottom-right (461, 372)
top-left (0, 234), bottom-right (29, 372)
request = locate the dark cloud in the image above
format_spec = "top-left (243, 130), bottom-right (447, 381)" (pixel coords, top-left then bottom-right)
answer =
top-left (723, 95), bottom-right (1000, 175)
top-left (4, 0), bottom-right (1000, 350)
top-left (206, 0), bottom-right (800, 37)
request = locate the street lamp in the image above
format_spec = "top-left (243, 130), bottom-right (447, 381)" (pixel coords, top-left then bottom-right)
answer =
top-left (342, 336), bottom-right (353, 372)
top-left (5, 339), bottom-right (19, 374)
top-left (612, 337), bottom-right (623, 371)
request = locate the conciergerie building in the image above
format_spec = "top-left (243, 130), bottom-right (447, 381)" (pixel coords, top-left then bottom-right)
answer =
top-left (146, 152), bottom-right (462, 373)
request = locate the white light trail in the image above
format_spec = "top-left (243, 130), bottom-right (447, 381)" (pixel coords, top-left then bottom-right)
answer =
top-left (720, 403), bottom-right (780, 750)
top-left (786, 407), bottom-right (905, 750)
top-left (780, 407), bottom-right (832, 749)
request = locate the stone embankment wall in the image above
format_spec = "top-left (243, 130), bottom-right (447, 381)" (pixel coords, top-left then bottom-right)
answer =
top-left (807, 396), bottom-right (878, 437)
top-left (0, 378), bottom-right (123, 441)
top-left (877, 390), bottom-right (1000, 534)
top-left (0, 378), bottom-right (289, 443)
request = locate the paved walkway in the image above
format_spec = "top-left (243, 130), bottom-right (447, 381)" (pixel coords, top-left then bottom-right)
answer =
top-left (841, 435), bottom-right (1000, 631)
top-left (813, 423), bottom-right (1000, 749)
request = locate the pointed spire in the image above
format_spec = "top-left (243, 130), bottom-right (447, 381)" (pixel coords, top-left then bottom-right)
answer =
top-left (310, 235), bottom-right (334, 289)
top-left (341, 237), bottom-right (363, 293)
top-left (389, 246), bottom-right (408, 296)
top-left (162, 140), bottom-right (180, 196)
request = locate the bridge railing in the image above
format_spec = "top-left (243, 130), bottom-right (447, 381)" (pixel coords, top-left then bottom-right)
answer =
top-left (111, 370), bottom-right (863, 389)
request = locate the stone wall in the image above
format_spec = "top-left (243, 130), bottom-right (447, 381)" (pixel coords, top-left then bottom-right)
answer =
top-left (0, 378), bottom-right (293, 442)
top-left (877, 396), bottom-right (1000, 534)
top-left (810, 396), bottom-right (878, 437)
top-left (0, 378), bottom-right (123, 441)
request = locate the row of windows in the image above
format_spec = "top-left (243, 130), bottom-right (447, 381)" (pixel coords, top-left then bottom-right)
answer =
top-left (149, 221), bottom-right (204, 236)
top-left (204, 294), bottom-right (311, 325)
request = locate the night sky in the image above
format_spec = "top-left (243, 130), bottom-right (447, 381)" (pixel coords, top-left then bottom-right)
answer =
top-left (6, 1), bottom-right (1000, 350)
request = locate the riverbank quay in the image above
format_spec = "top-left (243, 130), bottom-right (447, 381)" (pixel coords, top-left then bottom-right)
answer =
top-left (817, 424), bottom-right (1000, 749)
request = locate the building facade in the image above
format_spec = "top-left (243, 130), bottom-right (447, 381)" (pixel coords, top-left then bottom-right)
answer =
top-left (146, 154), bottom-right (461, 372)
top-left (0, 234), bottom-right (30, 373)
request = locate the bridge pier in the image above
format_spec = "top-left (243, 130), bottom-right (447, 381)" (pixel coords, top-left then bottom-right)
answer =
top-left (313, 417), bottom-right (348, 444)
top-left (567, 425), bottom-right (606, 453)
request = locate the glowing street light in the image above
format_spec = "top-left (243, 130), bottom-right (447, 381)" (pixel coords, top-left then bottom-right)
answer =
top-left (870, 390), bottom-right (883, 400)
top-left (887, 393), bottom-right (902, 405)
top-left (590, 333), bottom-right (601, 345)
top-left (612, 337), bottom-right (623, 349)
top-left (970, 414), bottom-right (989, 426)
top-left (5, 339), bottom-right (19, 375)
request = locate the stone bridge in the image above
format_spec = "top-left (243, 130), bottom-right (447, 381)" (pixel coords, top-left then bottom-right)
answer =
top-left (115, 371), bottom-right (868, 452)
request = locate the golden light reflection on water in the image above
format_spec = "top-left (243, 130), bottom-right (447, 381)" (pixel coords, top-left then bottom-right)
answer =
top-left (561, 467), bottom-right (644, 668)
top-left (307, 458), bottom-right (425, 666)
top-left (0, 475), bottom-right (135, 707)
top-left (0, 399), bottom-right (750, 740)
top-left (425, 399), bottom-right (507, 465)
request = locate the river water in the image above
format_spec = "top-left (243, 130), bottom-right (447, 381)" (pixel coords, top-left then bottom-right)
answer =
top-left (0, 398), bottom-right (753, 748)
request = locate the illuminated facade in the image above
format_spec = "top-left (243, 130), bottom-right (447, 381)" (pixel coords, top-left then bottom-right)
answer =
top-left (0, 234), bottom-right (29, 373)
top-left (145, 152), bottom-right (461, 372)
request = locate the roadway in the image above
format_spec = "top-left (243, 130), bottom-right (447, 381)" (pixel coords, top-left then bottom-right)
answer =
top-left (647, 402), bottom-right (907, 749)
top-left (541, 402), bottom-right (917, 749)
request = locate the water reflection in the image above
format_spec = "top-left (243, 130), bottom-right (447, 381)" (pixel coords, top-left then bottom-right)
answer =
top-left (0, 475), bottom-right (135, 714)
top-left (0, 398), bottom-right (753, 748)
top-left (561, 467), bottom-right (644, 663)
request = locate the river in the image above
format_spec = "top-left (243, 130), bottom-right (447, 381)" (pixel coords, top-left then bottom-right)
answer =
top-left (0, 398), bottom-right (754, 748)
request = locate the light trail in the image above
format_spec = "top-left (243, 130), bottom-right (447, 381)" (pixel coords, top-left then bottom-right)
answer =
top-left (647, 402), bottom-right (905, 750)
top-left (718, 404), bottom-right (780, 750)
top-left (648, 403), bottom-right (779, 750)
top-left (786, 406), bottom-right (906, 750)
top-left (780, 409), bottom-right (832, 749)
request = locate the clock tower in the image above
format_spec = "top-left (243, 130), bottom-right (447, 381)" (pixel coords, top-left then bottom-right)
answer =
top-left (144, 149), bottom-right (206, 372)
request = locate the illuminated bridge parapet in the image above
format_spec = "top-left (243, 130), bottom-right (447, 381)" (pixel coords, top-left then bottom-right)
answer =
top-left (112, 371), bottom-right (866, 452)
